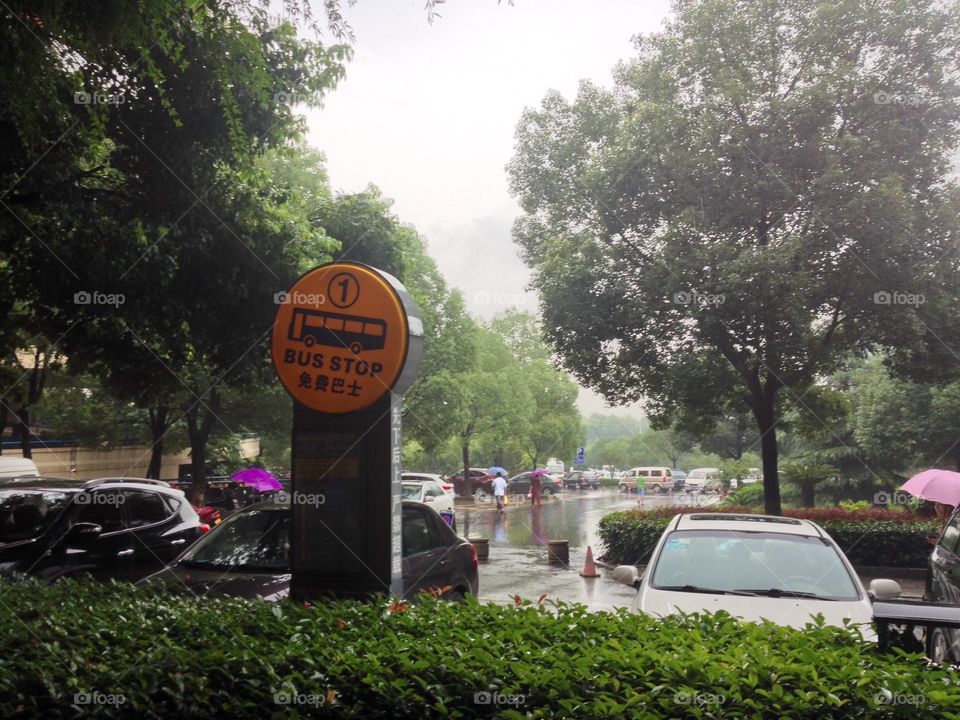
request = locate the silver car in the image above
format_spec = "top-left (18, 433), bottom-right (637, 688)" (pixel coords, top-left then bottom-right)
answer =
top-left (613, 513), bottom-right (903, 638)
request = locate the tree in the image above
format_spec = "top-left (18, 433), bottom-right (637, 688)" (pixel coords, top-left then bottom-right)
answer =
top-left (508, 0), bottom-right (960, 515)
top-left (781, 462), bottom-right (837, 508)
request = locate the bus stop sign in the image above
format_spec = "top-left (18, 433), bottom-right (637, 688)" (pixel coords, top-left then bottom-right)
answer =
top-left (272, 262), bottom-right (422, 414)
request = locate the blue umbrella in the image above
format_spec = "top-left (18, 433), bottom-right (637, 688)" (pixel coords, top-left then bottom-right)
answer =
top-left (487, 466), bottom-right (508, 476)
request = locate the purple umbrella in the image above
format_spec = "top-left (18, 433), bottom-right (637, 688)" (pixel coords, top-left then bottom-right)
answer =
top-left (901, 469), bottom-right (960, 507)
top-left (231, 467), bottom-right (283, 493)
top-left (529, 468), bottom-right (550, 478)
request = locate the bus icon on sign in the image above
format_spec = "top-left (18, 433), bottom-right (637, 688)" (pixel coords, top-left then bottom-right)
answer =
top-left (288, 308), bottom-right (387, 354)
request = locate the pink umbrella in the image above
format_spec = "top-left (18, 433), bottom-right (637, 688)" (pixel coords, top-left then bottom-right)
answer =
top-left (231, 467), bottom-right (284, 493)
top-left (901, 469), bottom-right (960, 506)
top-left (529, 468), bottom-right (550, 478)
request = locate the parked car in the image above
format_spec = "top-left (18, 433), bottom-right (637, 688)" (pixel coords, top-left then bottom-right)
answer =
top-left (617, 467), bottom-right (675, 493)
top-left (926, 506), bottom-right (960, 664)
top-left (0, 476), bottom-right (206, 584)
top-left (685, 467), bottom-right (720, 492)
top-left (402, 472), bottom-right (454, 495)
top-left (479, 472), bottom-right (561, 497)
top-left (142, 498), bottom-right (478, 601)
top-left (446, 468), bottom-right (492, 497)
top-left (563, 470), bottom-right (599, 490)
top-left (612, 512), bottom-right (902, 636)
top-left (0, 457), bottom-right (39, 480)
top-left (401, 479), bottom-right (455, 515)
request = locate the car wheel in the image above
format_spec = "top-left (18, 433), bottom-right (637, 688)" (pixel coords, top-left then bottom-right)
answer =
top-left (618, 484), bottom-right (628, 493)
top-left (445, 589), bottom-right (466, 603)
top-left (928, 627), bottom-right (956, 665)
top-left (652, 484), bottom-right (664, 494)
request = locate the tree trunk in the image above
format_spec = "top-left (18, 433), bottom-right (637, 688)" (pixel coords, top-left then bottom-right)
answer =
top-left (185, 391), bottom-right (220, 504)
top-left (0, 399), bottom-right (8, 455)
top-left (146, 405), bottom-right (169, 480)
top-left (800, 480), bottom-right (815, 508)
top-left (16, 407), bottom-right (31, 459)
top-left (752, 386), bottom-right (782, 516)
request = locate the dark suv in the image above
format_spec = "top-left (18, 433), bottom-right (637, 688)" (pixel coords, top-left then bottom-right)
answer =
top-left (926, 506), bottom-right (960, 664)
top-left (563, 471), bottom-right (599, 490)
top-left (0, 476), bottom-right (204, 583)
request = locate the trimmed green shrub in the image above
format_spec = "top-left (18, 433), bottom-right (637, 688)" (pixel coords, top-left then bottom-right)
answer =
top-left (599, 506), bottom-right (938, 568)
top-left (1, 578), bottom-right (959, 719)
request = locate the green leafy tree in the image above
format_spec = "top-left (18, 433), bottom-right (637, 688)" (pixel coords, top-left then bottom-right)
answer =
top-left (781, 462), bottom-right (838, 508)
top-left (508, 0), bottom-right (960, 514)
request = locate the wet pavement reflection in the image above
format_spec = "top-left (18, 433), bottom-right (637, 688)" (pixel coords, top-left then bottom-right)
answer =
top-left (455, 489), bottom-right (719, 610)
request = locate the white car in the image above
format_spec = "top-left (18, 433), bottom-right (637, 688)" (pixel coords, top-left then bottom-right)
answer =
top-left (612, 513), bottom-right (902, 637)
top-left (402, 472), bottom-right (454, 495)
top-left (685, 467), bottom-right (720, 492)
top-left (400, 479), bottom-right (455, 515)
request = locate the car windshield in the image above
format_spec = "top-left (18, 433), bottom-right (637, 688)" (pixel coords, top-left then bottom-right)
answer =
top-left (400, 484), bottom-right (422, 500)
top-left (650, 530), bottom-right (860, 601)
top-left (0, 489), bottom-right (74, 543)
top-left (178, 508), bottom-right (291, 572)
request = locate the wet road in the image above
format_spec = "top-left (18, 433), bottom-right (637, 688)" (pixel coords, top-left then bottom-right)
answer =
top-left (455, 488), bottom-right (719, 609)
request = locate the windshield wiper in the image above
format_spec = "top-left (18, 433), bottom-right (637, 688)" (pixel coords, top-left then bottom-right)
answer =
top-left (735, 588), bottom-right (837, 601)
top-left (657, 584), bottom-right (758, 596)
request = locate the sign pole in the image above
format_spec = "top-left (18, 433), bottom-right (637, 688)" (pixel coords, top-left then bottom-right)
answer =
top-left (271, 262), bottom-right (422, 600)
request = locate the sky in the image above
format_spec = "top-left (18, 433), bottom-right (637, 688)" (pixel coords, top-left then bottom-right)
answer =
top-left (303, 0), bottom-right (671, 416)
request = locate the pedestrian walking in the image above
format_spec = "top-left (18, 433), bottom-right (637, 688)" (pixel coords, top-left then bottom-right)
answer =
top-left (493, 472), bottom-right (508, 513)
top-left (529, 473), bottom-right (543, 508)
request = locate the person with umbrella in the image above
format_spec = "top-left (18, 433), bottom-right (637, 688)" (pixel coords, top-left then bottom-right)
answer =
top-left (492, 472), bottom-right (508, 513)
top-left (528, 469), bottom-right (548, 508)
top-left (901, 469), bottom-right (960, 541)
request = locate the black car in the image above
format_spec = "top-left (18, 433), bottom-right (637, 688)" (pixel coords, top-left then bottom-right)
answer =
top-left (479, 472), bottom-right (561, 497)
top-left (562, 471), bottom-right (599, 490)
top-left (141, 499), bottom-right (479, 601)
top-left (926, 507), bottom-right (960, 664)
top-left (0, 477), bottom-right (204, 583)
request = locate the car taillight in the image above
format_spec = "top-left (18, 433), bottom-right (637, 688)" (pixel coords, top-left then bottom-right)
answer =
top-left (442, 484), bottom-right (454, 492)
top-left (198, 523), bottom-right (211, 534)
top-left (470, 542), bottom-right (478, 570)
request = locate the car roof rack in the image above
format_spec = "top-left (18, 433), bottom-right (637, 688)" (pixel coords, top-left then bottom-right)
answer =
top-left (82, 477), bottom-right (171, 488)
top-left (0, 475), bottom-right (78, 486)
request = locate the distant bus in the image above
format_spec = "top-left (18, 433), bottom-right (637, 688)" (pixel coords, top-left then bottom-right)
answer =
top-left (288, 308), bottom-right (387, 354)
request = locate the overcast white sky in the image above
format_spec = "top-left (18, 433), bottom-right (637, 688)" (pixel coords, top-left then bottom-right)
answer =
top-left (304, 0), bottom-right (671, 415)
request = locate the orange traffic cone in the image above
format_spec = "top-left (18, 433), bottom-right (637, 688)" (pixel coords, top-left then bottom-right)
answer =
top-left (580, 545), bottom-right (600, 577)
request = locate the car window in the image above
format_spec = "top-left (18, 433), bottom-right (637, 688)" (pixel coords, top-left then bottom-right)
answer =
top-left (425, 483), bottom-right (444, 498)
top-left (67, 491), bottom-right (127, 533)
top-left (402, 505), bottom-right (439, 557)
top-left (939, 512), bottom-right (960, 555)
top-left (651, 470), bottom-right (662, 477)
top-left (651, 530), bottom-right (859, 600)
top-left (400, 484), bottom-right (422, 500)
top-left (180, 509), bottom-right (291, 570)
top-left (0, 489), bottom-right (73, 543)
top-left (123, 490), bottom-right (172, 527)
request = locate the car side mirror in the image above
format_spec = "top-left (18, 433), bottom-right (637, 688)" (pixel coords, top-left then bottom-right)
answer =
top-left (64, 522), bottom-right (103, 543)
top-left (612, 565), bottom-right (642, 589)
top-left (868, 579), bottom-right (902, 600)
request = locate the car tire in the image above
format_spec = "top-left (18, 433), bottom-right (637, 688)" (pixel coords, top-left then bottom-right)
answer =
top-left (928, 627), bottom-right (957, 665)
top-left (618, 484), bottom-right (628, 493)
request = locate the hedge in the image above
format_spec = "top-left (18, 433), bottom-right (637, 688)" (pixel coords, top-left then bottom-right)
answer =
top-left (598, 506), bottom-right (939, 568)
top-left (1, 578), bottom-right (959, 718)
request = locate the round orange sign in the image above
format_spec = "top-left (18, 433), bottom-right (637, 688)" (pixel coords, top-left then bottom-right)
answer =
top-left (272, 263), bottom-right (417, 414)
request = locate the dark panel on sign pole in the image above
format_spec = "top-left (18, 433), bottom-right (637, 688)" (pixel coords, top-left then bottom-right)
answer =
top-left (290, 392), bottom-right (403, 599)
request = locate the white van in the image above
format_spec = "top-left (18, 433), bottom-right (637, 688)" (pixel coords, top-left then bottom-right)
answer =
top-left (618, 467), bottom-right (674, 493)
top-left (545, 458), bottom-right (565, 476)
top-left (686, 467), bottom-right (720, 492)
top-left (0, 457), bottom-right (40, 480)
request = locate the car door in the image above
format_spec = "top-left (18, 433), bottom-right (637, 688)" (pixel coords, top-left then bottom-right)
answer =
top-left (423, 481), bottom-right (453, 514)
top-left (929, 512), bottom-right (960, 607)
top-left (41, 489), bottom-right (135, 582)
top-left (512, 475), bottom-right (531, 494)
top-left (124, 489), bottom-right (194, 580)
top-left (402, 504), bottom-right (457, 596)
